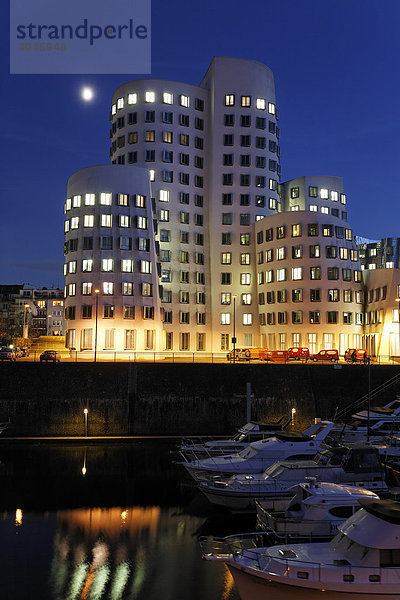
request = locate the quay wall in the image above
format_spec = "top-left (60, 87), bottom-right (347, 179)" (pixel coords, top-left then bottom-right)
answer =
top-left (0, 363), bottom-right (399, 436)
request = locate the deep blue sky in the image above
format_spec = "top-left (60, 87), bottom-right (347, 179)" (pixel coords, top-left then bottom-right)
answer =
top-left (1, 0), bottom-right (400, 287)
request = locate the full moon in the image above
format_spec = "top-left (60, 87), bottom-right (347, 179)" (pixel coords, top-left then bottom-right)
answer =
top-left (81, 87), bottom-right (94, 102)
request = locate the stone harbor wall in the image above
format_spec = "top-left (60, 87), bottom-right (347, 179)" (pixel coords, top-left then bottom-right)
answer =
top-left (0, 363), bottom-right (398, 436)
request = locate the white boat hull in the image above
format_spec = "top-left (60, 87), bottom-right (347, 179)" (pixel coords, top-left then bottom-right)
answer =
top-left (229, 564), bottom-right (400, 599)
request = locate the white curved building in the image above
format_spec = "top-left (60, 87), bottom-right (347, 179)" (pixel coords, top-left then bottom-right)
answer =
top-left (63, 57), bottom-right (364, 356)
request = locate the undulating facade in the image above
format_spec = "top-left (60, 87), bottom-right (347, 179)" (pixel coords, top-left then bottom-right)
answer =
top-left (63, 56), bottom-right (388, 355)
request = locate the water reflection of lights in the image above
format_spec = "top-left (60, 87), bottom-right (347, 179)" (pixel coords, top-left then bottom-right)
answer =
top-left (50, 507), bottom-right (160, 600)
top-left (82, 448), bottom-right (87, 477)
top-left (15, 508), bottom-right (23, 526)
top-left (222, 565), bottom-right (235, 600)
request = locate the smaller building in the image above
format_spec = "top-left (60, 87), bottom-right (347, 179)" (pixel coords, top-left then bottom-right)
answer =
top-left (0, 284), bottom-right (66, 340)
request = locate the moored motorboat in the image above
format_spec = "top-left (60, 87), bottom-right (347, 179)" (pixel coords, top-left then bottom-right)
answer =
top-left (199, 445), bottom-right (392, 511)
top-left (256, 478), bottom-right (379, 541)
top-left (331, 399), bottom-right (400, 443)
top-left (179, 421), bottom-right (334, 482)
top-left (202, 499), bottom-right (400, 599)
top-left (178, 417), bottom-right (291, 460)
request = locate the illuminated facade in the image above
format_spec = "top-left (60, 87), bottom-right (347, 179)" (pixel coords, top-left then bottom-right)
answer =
top-left (63, 57), bottom-right (367, 355)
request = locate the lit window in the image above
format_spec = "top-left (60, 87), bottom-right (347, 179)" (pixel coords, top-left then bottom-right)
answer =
top-left (101, 214), bottom-right (112, 227)
top-left (243, 313), bottom-right (252, 325)
top-left (128, 93), bottom-right (137, 105)
top-left (321, 206), bottom-right (329, 214)
top-left (82, 259), bottom-right (93, 272)
top-left (68, 283), bottom-right (76, 296)
top-left (320, 188), bottom-right (329, 199)
top-left (309, 204), bottom-right (318, 212)
top-left (102, 258), bottom-right (113, 272)
top-left (122, 282), bottom-right (133, 296)
top-left (136, 216), bottom-right (147, 229)
top-left (163, 92), bottom-right (173, 104)
top-left (241, 273), bottom-right (251, 285)
top-left (268, 102), bottom-right (276, 114)
top-left (85, 193), bottom-right (95, 206)
top-left (240, 253), bottom-right (251, 265)
top-left (149, 169), bottom-right (155, 181)
top-left (118, 194), bottom-right (129, 206)
top-left (180, 94), bottom-right (189, 107)
top-left (292, 224), bottom-right (301, 237)
top-left (145, 130), bottom-right (155, 142)
top-left (68, 261), bottom-right (76, 274)
top-left (111, 104), bottom-right (116, 115)
top-left (121, 259), bottom-right (133, 272)
top-left (119, 215), bottom-right (130, 228)
top-left (225, 94), bottom-right (235, 106)
top-left (103, 282), bottom-right (114, 295)
top-left (73, 195), bottom-right (81, 207)
top-left (242, 293), bottom-right (252, 305)
top-left (65, 198), bottom-right (72, 211)
top-left (100, 193), bottom-right (112, 205)
top-left (331, 191), bottom-right (338, 202)
top-left (266, 270), bottom-right (274, 283)
top-left (140, 260), bottom-right (152, 274)
top-left (292, 267), bottom-right (303, 281)
top-left (256, 98), bottom-right (266, 110)
top-left (145, 91), bottom-right (155, 103)
top-left (117, 97), bottom-right (124, 109)
top-left (340, 194), bottom-right (347, 205)
top-left (84, 215), bottom-right (94, 227)
top-left (159, 190), bottom-right (169, 202)
top-left (159, 210), bottom-right (169, 222)
top-left (71, 217), bottom-right (79, 229)
top-left (269, 197), bottom-right (277, 210)
top-left (277, 247), bottom-right (286, 260)
top-left (221, 252), bottom-right (232, 264)
top-left (221, 313), bottom-right (231, 325)
top-left (221, 293), bottom-right (231, 305)
top-left (340, 247), bottom-right (348, 260)
top-left (82, 282), bottom-right (92, 295)
top-left (277, 268), bottom-right (286, 282)
top-left (241, 96), bottom-right (251, 107)
top-left (135, 194), bottom-right (146, 207)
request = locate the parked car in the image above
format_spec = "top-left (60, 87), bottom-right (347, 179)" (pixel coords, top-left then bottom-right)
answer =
top-left (0, 347), bottom-right (17, 362)
top-left (40, 350), bottom-right (61, 363)
top-left (344, 348), bottom-right (368, 363)
top-left (20, 347), bottom-right (30, 357)
top-left (287, 347), bottom-right (310, 361)
top-left (226, 348), bottom-right (264, 361)
top-left (310, 349), bottom-right (339, 362)
top-left (259, 350), bottom-right (288, 362)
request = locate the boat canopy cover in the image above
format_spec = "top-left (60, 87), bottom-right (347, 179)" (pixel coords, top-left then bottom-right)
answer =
top-left (359, 499), bottom-right (400, 525)
top-left (274, 431), bottom-right (311, 443)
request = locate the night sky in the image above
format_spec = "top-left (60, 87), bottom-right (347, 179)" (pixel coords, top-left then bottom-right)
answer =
top-left (1, 0), bottom-right (400, 287)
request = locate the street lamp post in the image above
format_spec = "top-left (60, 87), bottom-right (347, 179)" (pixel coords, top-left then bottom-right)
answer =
top-left (83, 408), bottom-right (88, 437)
top-left (232, 295), bottom-right (237, 364)
top-left (23, 304), bottom-right (30, 339)
top-left (94, 289), bottom-right (100, 363)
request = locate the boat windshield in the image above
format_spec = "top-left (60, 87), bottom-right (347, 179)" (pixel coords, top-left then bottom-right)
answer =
top-left (239, 446), bottom-right (259, 459)
top-left (263, 463), bottom-right (284, 479)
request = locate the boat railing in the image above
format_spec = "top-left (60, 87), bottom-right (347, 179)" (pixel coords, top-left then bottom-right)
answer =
top-left (199, 532), bottom-right (273, 560)
top-left (235, 549), bottom-right (400, 584)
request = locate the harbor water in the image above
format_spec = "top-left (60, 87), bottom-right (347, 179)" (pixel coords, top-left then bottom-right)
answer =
top-left (0, 440), bottom-right (248, 600)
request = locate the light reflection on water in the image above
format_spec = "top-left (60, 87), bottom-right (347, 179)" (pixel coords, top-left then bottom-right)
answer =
top-left (0, 442), bottom-right (242, 599)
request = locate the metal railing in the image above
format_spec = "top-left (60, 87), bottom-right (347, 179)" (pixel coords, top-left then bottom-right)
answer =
top-left (333, 372), bottom-right (400, 421)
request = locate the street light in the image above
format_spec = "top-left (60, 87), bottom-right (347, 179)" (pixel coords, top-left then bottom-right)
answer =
top-left (23, 304), bottom-right (30, 339)
top-left (232, 295), bottom-right (237, 364)
top-left (94, 289), bottom-right (100, 363)
top-left (83, 408), bottom-right (88, 437)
